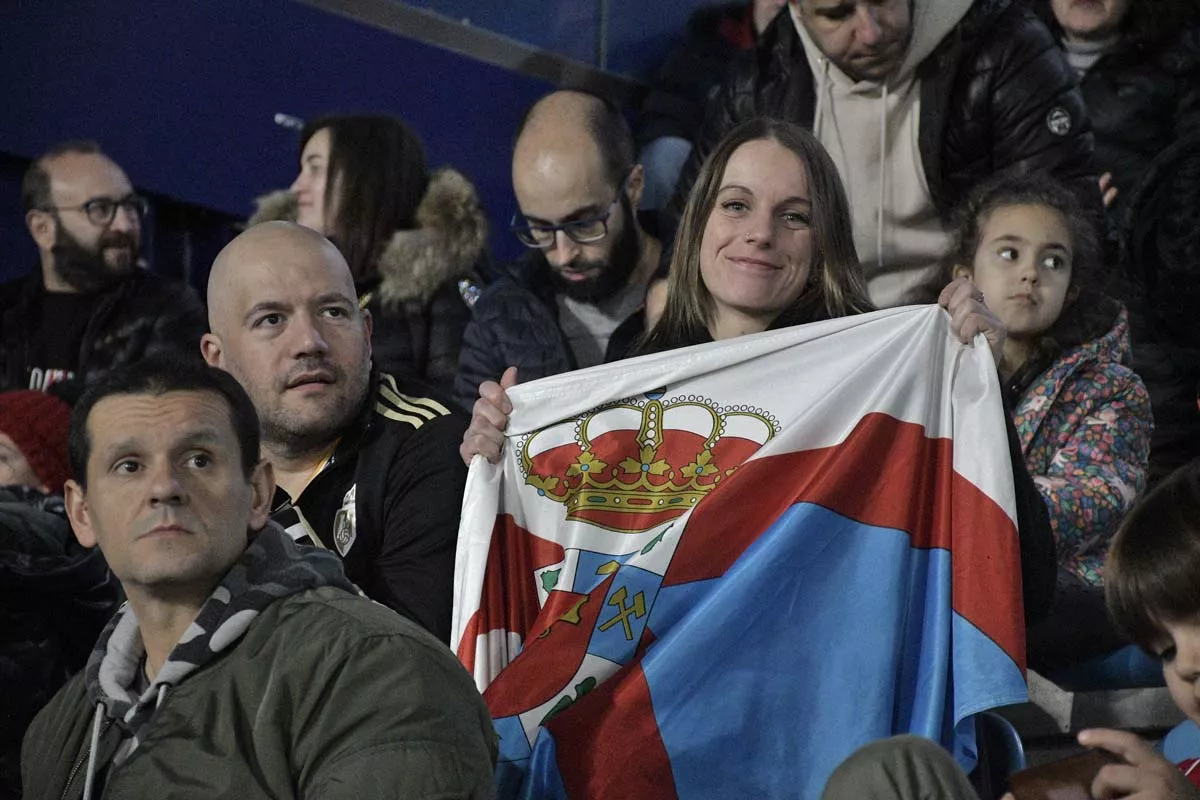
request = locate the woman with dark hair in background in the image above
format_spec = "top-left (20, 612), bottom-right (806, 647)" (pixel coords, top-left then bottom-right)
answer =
top-left (251, 113), bottom-right (489, 396)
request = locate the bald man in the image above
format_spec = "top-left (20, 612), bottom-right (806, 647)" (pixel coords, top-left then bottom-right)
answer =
top-left (452, 89), bottom-right (670, 410)
top-left (202, 222), bottom-right (467, 643)
top-left (1, 140), bottom-right (204, 393)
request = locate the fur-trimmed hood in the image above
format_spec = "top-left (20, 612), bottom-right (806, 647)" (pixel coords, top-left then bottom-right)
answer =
top-left (248, 166), bottom-right (488, 309)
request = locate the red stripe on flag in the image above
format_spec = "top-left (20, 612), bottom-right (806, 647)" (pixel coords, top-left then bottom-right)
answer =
top-left (486, 582), bottom-right (610, 718)
top-left (949, 472), bottom-right (1026, 669)
top-left (662, 412), bottom-right (1024, 666)
top-left (457, 515), bottom-right (566, 671)
top-left (457, 613), bottom-right (481, 672)
top-left (548, 662), bottom-right (679, 800)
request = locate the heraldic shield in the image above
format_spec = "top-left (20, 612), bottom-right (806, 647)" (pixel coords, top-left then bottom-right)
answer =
top-left (483, 390), bottom-right (779, 788)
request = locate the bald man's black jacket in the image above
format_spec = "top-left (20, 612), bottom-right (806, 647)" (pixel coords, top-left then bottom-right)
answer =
top-left (269, 371), bottom-right (468, 643)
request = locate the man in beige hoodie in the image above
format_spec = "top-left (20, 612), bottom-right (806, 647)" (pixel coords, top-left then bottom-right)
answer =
top-left (678, 0), bottom-right (1096, 307)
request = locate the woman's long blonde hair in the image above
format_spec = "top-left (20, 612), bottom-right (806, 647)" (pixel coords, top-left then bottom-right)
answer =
top-left (643, 118), bottom-right (872, 351)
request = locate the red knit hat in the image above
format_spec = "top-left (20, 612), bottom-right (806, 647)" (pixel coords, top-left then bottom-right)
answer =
top-left (0, 390), bottom-right (72, 494)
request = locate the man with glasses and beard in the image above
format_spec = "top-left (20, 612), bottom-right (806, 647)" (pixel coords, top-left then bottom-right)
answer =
top-left (0, 141), bottom-right (205, 395)
top-left (452, 90), bottom-right (670, 411)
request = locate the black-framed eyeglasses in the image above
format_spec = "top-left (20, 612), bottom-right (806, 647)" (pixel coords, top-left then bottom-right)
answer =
top-left (41, 195), bottom-right (149, 227)
top-left (510, 173), bottom-right (630, 249)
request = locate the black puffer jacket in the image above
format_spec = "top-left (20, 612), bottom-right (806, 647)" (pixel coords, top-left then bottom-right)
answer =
top-left (1082, 27), bottom-right (1200, 218)
top-left (675, 0), bottom-right (1095, 216)
top-left (636, 2), bottom-right (759, 146)
top-left (452, 252), bottom-right (575, 412)
top-left (0, 487), bottom-right (118, 800)
top-left (1121, 132), bottom-right (1200, 484)
top-left (0, 269), bottom-right (206, 394)
top-left (1024, 1), bottom-right (1200, 219)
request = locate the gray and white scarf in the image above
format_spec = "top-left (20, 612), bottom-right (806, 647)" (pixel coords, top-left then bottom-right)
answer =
top-left (78, 522), bottom-right (360, 795)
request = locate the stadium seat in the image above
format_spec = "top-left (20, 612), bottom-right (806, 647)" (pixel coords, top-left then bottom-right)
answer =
top-left (970, 712), bottom-right (1027, 800)
top-left (1045, 645), bottom-right (1165, 691)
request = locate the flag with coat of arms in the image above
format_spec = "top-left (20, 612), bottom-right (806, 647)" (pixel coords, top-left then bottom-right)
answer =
top-left (452, 305), bottom-right (1029, 799)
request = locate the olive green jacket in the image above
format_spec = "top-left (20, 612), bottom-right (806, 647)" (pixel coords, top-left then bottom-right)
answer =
top-left (21, 587), bottom-right (497, 799)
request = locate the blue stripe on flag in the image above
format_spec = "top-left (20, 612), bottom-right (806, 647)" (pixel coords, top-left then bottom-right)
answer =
top-left (515, 729), bottom-right (569, 800)
top-left (494, 715), bottom-right (533, 764)
top-left (637, 502), bottom-right (1025, 798)
top-left (950, 612), bottom-right (1029, 728)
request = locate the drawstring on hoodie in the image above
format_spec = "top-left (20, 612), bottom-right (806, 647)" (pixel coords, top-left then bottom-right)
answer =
top-left (793, 0), bottom-right (978, 306)
top-left (812, 54), bottom-right (890, 270)
top-left (82, 701), bottom-right (105, 800)
top-left (77, 687), bottom-right (170, 798)
top-left (813, 58), bottom-right (829, 141)
top-left (877, 82), bottom-right (889, 271)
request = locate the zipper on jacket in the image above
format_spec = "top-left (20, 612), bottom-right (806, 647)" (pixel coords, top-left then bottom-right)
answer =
top-left (60, 718), bottom-right (114, 800)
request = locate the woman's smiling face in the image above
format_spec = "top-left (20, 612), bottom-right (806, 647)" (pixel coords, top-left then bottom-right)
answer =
top-left (699, 137), bottom-right (816, 329)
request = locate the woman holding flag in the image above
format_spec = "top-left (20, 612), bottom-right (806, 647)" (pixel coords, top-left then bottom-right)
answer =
top-left (460, 117), bottom-right (1057, 624)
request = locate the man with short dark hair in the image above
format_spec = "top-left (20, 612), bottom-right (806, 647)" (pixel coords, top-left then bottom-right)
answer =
top-left (678, 0), bottom-right (1097, 307)
top-left (453, 89), bottom-right (671, 410)
top-left (0, 141), bottom-right (205, 393)
top-left (21, 355), bottom-right (496, 799)
top-left (202, 222), bottom-right (467, 643)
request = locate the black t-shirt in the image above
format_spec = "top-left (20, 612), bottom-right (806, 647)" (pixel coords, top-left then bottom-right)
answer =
top-left (25, 291), bottom-right (95, 391)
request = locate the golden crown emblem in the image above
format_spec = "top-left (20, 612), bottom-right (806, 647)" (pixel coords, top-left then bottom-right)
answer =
top-left (519, 391), bottom-right (778, 533)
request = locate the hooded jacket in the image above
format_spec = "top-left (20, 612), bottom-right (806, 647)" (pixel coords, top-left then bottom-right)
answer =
top-left (792, 0), bottom-right (969, 305)
top-left (20, 524), bottom-right (496, 800)
top-left (249, 167), bottom-right (489, 397)
top-left (677, 0), bottom-right (1095, 305)
top-left (0, 488), bottom-right (117, 800)
top-left (1012, 307), bottom-right (1152, 586)
top-left (0, 269), bottom-right (206, 394)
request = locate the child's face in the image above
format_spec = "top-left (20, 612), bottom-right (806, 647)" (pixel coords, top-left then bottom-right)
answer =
top-left (0, 432), bottom-right (43, 491)
top-left (1153, 618), bottom-right (1200, 726)
top-left (960, 203), bottom-right (1073, 342)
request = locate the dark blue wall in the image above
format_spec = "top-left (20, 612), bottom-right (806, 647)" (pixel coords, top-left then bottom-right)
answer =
top-left (410, 0), bottom-right (717, 78)
top-left (0, 0), bottom-right (558, 288)
top-left (0, 154), bottom-right (37, 282)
